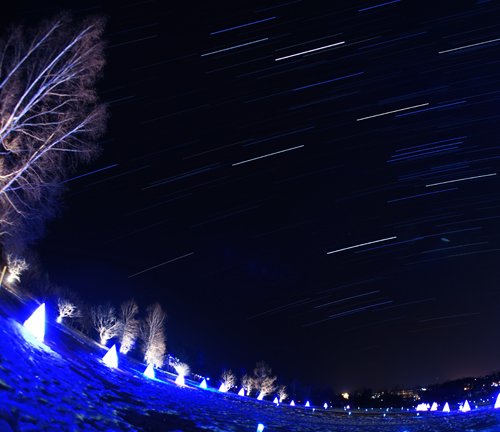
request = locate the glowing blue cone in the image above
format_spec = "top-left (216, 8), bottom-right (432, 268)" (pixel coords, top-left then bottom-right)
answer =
top-left (495, 393), bottom-right (500, 408)
top-left (290, 400), bottom-right (295, 406)
top-left (199, 379), bottom-right (208, 389)
top-left (238, 388), bottom-right (245, 396)
top-left (257, 424), bottom-right (265, 432)
top-left (305, 401), bottom-right (310, 407)
top-left (430, 402), bottom-right (438, 411)
top-left (257, 392), bottom-right (264, 400)
top-left (323, 402), bottom-right (328, 409)
top-left (23, 303), bottom-right (45, 342)
top-left (442, 402), bottom-right (450, 413)
top-left (144, 363), bottom-right (155, 379)
top-left (273, 397), bottom-right (279, 405)
top-left (219, 383), bottom-right (228, 393)
top-left (103, 344), bottom-right (118, 368)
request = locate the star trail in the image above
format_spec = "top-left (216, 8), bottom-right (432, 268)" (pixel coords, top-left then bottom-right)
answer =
top-left (9, 0), bottom-right (500, 392)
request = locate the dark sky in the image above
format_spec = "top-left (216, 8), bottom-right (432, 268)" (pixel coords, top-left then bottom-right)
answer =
top-left (7, 0), bottom-right (500, 392)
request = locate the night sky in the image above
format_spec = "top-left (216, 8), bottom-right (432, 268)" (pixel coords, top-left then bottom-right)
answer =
top-left (6, 0), bottom-right (500, 392)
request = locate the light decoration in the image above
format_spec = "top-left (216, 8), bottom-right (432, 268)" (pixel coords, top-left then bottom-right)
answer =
top-left (102, 344), bottom-right (118, 368)
top-left (273, 397), bottom-right (279, 405)
top-left (175, 374), bottom-right (185, 386)
top-left (494, 393), bottom-right (500, 408)
top-left (416, 403), bottom-right (429, 411)
top-left (342, 392), bottom-right (349, 400)
top-left (430, 402), bottom-right (438, 411)
top-left (323, 403), bottom-right (328, 409)
top-left (461, 400), bottom-right (471, 412)
top-left (290, 400), bottom-right (295, 406)
top-left (442, 402), bottom-right (450, 413)
top-left (238, 388), bottom-right (245, 396)
top-left (219, 383), bottom-right (228, 393)
top-left (257, 392), bottom-right (264, 401)
top-left (144, 363), bottom-right (155, 379)
top-left (257, 424), bottom-right (265, 432)
top-left (199, 379), bottom-right (208, 389)
top-left (23, 303), bottom-right (45, 342)
top-left (305, 401), bottom-right (310, 407)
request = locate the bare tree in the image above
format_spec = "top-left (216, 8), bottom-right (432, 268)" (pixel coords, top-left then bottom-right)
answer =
top-left (5, 253), bottom-right (28, 284)
top-left (0, 15), bottom-right (106, 251)
top-left (220, 369), bottom-right (237, 392)
top-left (253, 361), bottom-right (277, 399)
top-left (141, 303), bottom-right (166, 367)
top-left (91, 304), bottom-right (121, 345)
top-left (56, 297), bottom-right (80, 323)
top-left (241, 373), bottom-right (255, 396)
top-left (119, 299), bottom-right (140, 354)
top-left (277, 385), bottom-right (288, 403)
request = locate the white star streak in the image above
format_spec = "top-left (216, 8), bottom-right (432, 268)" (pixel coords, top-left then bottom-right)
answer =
top-left (232, 145), bottom-right (304, 166)
top-left (356, 103), bottom-right (429, 121)
top-left (425, 172), bottom-right (496, 187)
top-left (438, 37), bottom-right (500, 54)
top-left (128, 252), bottom-right (194, 278)
top-left (275, 41), bottom-right (345, 61)
top-left (201, 38), bottom-right (269, 57)
top-left (327, 236), bottom-right (397, 255)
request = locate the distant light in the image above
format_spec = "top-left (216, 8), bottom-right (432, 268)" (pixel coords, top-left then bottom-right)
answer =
top-left (495, 393), bottom-right (500, 408)
top-left (144, 364), bottom-right (155, 379)
top-left (461, 400), bottom-right (471, 412)
top-left (175, 374), bottom-right (185, 386)
top-left (219, 383), bottom-right (228, 393)
top-left (341, 392), bottom-right (350, 400)
top-left (102, 344), bottom-right (118, 368)
top-left (430, 402), bottom-right (438, 411)
top-left (238, 388), bottom-right (245, 396)
top-left (416, 403), bottom-right (428, 412)
top-left (273, 397), bottom-right (279, 405)
top-left (323, 403), bottom-right (328, 409)
top-left (443, 402), bottom-right (450, 413)
top-left (257, 392), bottom-right (264, 400)
top-left (257, 424), bottom-right (265, 432)
top-left (199, 379), bottom-right (208, 389)
top-left (23, 303), bottom-right (45, 342)
top-left (305, 401), bottom-right (310, 407)
top-left (290, 400), bottom-right (295, 406)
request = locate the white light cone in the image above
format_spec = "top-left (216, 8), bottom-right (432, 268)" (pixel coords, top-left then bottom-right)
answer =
top-left (290, 400), bottom-right (295, 406)
top-left (199, 379), bottom-right (208, 389)
top-left (257, 424), bottom-right (265, 432)
top-left (305, 401), bottom-right (310, 407)
top-left (238, 388), bottom-right (245, 396)
top-left (323, 403), bottom-right (328, 409)
top-left (102, 344), bottom-right (118, 368)
top-left (462, 400), bottom-right (471, 412)
top-left (495, 393), bottom-right (500, 409)
top-left (175, 374), bottom-right (185, 386)
top-left (219, 383), bottom-right (228, 393)
top-left (430, 402), bottom-right (438, 411)
top-left (273, 397), bottom-right (279, 405)
top-left (257, 392), bottom-right (264, 400)
top-left (442, 402), bottom-right (450, 412)
top-left (23, 303), bottom-right (45, 342)
top-left (144, 363), bottom-right (155, 379)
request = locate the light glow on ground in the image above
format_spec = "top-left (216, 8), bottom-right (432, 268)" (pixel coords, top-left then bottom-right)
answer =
top-left (23, 303), bottom-right (45, 342)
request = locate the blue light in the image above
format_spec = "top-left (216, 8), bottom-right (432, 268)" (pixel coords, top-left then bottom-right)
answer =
top-left (23, 303), bottom-right (45, 343)
top-left (257, 424), bottom-right (265, 432)
top-left (199, 379), bottom-right (208, 389)
top-left (143, 363), bottom-right (155, 379)
top-left (102, 344), bottom-right (118, 368)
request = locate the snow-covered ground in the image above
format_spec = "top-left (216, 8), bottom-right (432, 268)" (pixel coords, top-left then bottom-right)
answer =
top-left (1, 294), bottom-right (500, 431)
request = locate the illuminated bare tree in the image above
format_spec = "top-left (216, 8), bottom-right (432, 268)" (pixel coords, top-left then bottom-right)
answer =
top-left (91, 304), bottom-right (121, 346)
top-left (56, 297), bottom-right (80, 323)
top-left (241, 374), bottom-right (255, 396)
top-left (141, 303), bottom-right (166, 367)
top-left (277, 385), bottom-right (288, 403)
top-left (0, 15), bottom-right (106, 250)
top-left (220, 369), bottom-right (237, 392)
top-left (119, 299), bottom-right (140, 354)
top-left (253, 361), bottom-right (277, 398)
top-left (5, 253), bottom-right (28, 284)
